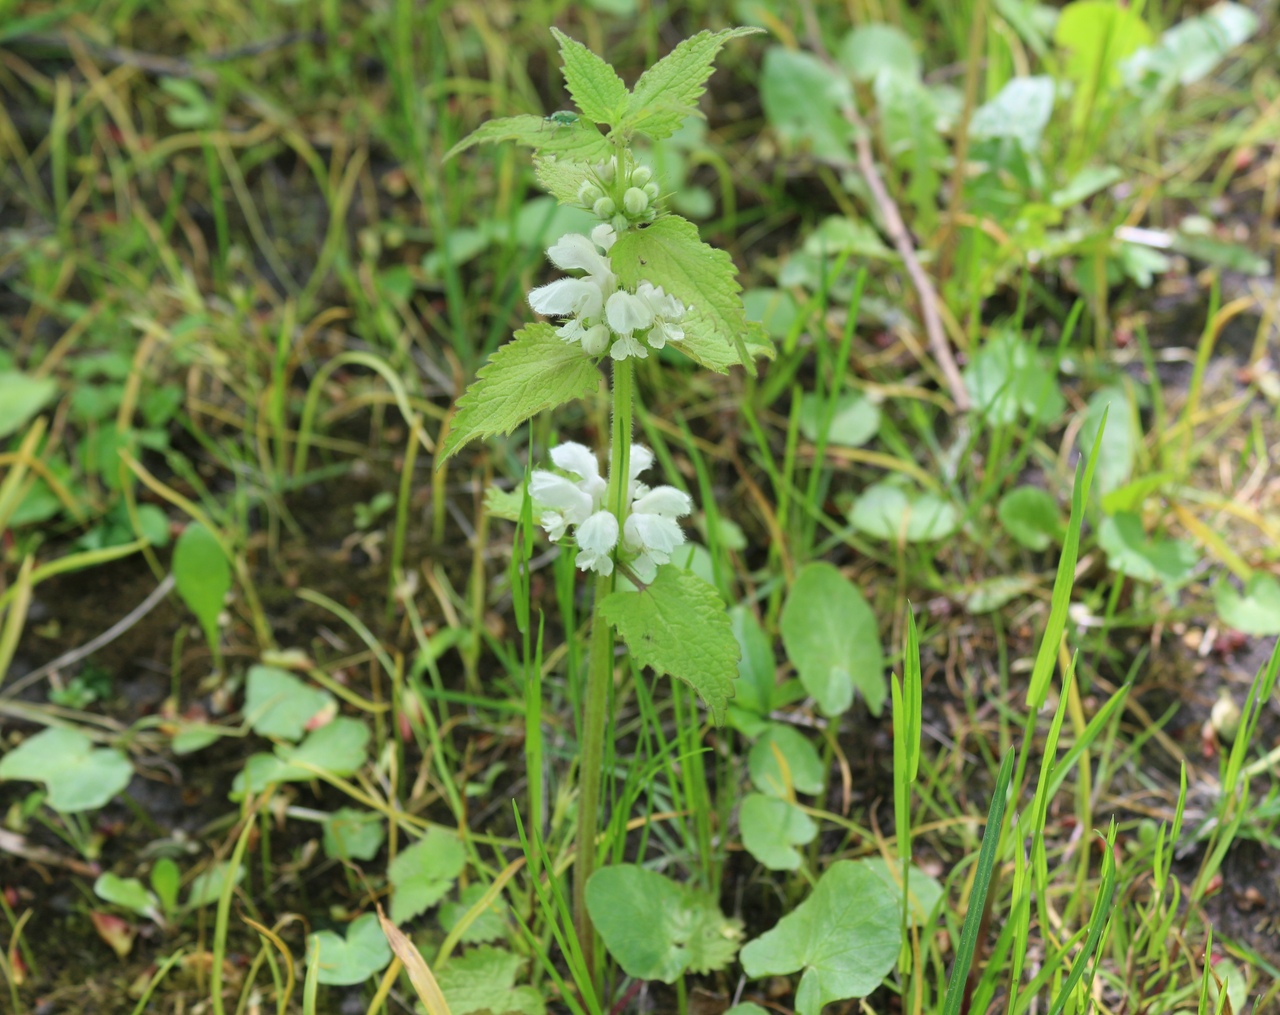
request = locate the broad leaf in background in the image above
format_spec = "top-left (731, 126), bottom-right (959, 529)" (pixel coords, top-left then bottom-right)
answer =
top-left (1054, 0), bottom-right (1152, 125)
top-left (1098, 513), bottom-right (1196, 589)
top-left (798, 391), bottom-right (880, 448)
top-left (0, 727), bottom-right (132, 812)
top-left (837, 23), bottom-right (920, 82)
top-left (244, 665), bottom-right (332, 741)
top-left (874, 70), bottom-right (945, 226)
top-left (440, 883), bottom-right (509, 945)
top-left (94, 873), bottom-right (161, 923)
top-left (610, 215), bottom-right (771, 372)
top-left (780, 562), bottom-right (884, 716)
top-left (625, 28), bottom-right (763, 140)
top-left (1215, 574), bottom-right (1280, 636)
top-left (1125, 2), bottom-right (1258, 100)
top-left (185, 862), bottom-right (244, 909)
top-left (232, 717), bottom-right (370, 796)
top-left (600, 565), bottom-right (740, 724)
top-left (964, 333), bottom-right (1064, 424)
top-left (440, 324), bottom-right (602, 462)
top-left (970, 76), bottom-right (1056, 153)
top-left (760, 48), bottom-right (854, 162)
top-left (860, 857), bottom-right (945, 926)
top-left (0, 371), bottom-right (58, 438)
top-left (388, 826), bottom-right (466, 923)
top-left (436, 945), bottom-right (545, 1015)
top-left (850, 482), bottom-right (959, 544)
top-left (739, 793), bottom-right (818, 871)
top-left (323, 807), bottom-right (385, 862)
top-left (749, 724), bottom-right (825, 797)
top-left (740, 859), bottom-right (901, 1014)
top-left (172, 522), bottom-right (231, 658)
top-left (998, 486), bottom-right (1064, 551)
top-left (1080, 386), bottom-right (1136, 496)
top-left (587, 864), bottom-right (743, 982)
top-left (728, 605), bottom-right (780, 735)
top-left (308, 912), bottom-right (392, 986)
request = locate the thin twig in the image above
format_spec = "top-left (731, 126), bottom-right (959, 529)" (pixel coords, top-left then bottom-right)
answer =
top-left (798, 0), bottom-right (971, 412)
top-left (1, 574), bottom-right (176, 699)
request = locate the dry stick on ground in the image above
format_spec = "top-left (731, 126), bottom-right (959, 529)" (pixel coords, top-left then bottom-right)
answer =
top-left (797, 0), bottom-right (971, 412)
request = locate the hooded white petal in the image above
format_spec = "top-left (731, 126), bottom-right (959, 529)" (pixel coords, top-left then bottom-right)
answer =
top-left (539, 509), bottom-right (571, 542)
top-left (581, 324), bottom-right (610, 355)
top-left (529, 277), bottom-right (598, 317)
top-left (649, 319), bottom-right (684, 348)
top-left (605, 291), bottom-right (655, 335)
top-left (591, 223), bottom-right (617, 252)
top-left (529, 471), bottom-right (594, 526)
top-left (624, 511), bottom-right (685, 560)
top-left (575, 510), bottom-right (619, 575)
top-left (546, 233), bottom-right (614, 280)
top-left (630, 552), bottom-right (659, 584)
top-left (549, 442), bottom-right (599, 482)
top-left (632, 484), bottom-right (692, 518)
top-left (628, 445), bottom-right (655, 480)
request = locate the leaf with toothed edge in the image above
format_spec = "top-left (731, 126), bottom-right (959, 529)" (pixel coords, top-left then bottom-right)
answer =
top-left (439, 324), bottom-right (602, 464)
top-left (600, 565), bottom-right (739, 725)
top-left (551, 28), bottom-right (630, 126)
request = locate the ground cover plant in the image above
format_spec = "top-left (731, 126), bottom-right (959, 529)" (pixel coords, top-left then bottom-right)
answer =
top-left (1, 1), bottom-right (1280, 1014)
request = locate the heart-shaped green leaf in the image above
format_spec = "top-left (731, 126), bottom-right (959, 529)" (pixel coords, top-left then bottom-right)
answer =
top-left (587, 864), bottom-right (743, 983)
top-left (749, 724), bottom-right (825, 797)
top-left (307, 912), bottom-right (392, 986)
top-left (780, 563), bottom-right (884, 716)
top-left (244, 665), bottom-right (332, 742)
top-left (740, 859), bottom-right (900, 1015)
top-left (1215, 574), bottom-right (1280, 636)
top-left (998, 487), bottom-right (1063, 551)
top-left (0, 727), bottom-right (132, 813)
top-left (323, 807), bottom-right (385, 862)
top-left (849, 483), bottom-right (958, 544)
top-left (388, 827), bottom-right (466, 923)
top-left (739, 794), bottom-right (818, 871)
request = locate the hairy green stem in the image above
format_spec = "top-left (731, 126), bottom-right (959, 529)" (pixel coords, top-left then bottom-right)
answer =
top-left (573, 356), bottom-right (633, 977)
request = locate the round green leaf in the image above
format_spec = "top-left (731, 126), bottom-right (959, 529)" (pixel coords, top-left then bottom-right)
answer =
top-left (323, 807), bottom-right (385, 862)
top-left (307, 912), bottom-right (392, 986)
top-left (0, 727), bottom-right (132, 813)
top-left (780, 562), bottom-right (884, 716)
top-left (740, 859), bottom-right (901, 1015)
top-left (997, 486), bottom-right (1063, 551)
top-left (739, 794), bottom-right (818, 871)
top-left (849, 483), bottom-right (958, 543)
top-left (749, 724), bottom-right (825, 797)
top-left (1215, 574), bottom-right (1280, 636)
top-left (244, 665), bottom-right (333, 742)
top-left (798, 391), bottom-right (880, 448)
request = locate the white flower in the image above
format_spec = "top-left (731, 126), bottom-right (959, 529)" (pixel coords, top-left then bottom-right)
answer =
top-left (636, 282), bottom-right (686, 349)
top-left (575, 510), bottom-right (619, 576)
top-left (528, 230), bottom-right (618, 354)
top-left (623, 483), bottom-right (692, 580)
top-left (605, 290), bottom-right (654, 336)
top-left (610, 334), bottom-right (648, 361)
top-left (529, 442), bottom-right (605, 542)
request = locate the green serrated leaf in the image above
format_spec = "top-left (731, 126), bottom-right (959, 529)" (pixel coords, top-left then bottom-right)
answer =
top-left (440, 883), bottom-right (509, 944)
top-left (551, 28), bottom-right (630, 126)
top-left (780, 563), bottom-right (884, 716)
top-left (599, 565), bottom-right (739, 725)
top-left (739, 793), bottom-right (817, 870)
top-left (445, 114), bottom-right (613, 161)
top-left (587, 864), bottom-right (743, 982)
top-left (388, 826), bottom-right (466, 923)
top-left (610, 216), bottom-right (762, 373)
top-left (440, 324), bottom-right (602, 463)
top-left (740, 859), bottom-right (901, 1014)
top-left (533, 155), bottom-right (596, 205)
top-left (436, 945), bottom-right (545, 1015)
top-left (625, 28), bottom-right (763, 140)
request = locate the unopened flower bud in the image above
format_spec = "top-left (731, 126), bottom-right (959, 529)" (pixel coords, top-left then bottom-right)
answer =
top-left (597, 157), bottom-right (617, 183)
top-left (581, 323), bottom-right (610, 355)
top-left (578, 181), bottom-right (603, 206)
top-left (611, 213), bottom-right (629, 234)
top-left (592, 196), bottom-right (616, 219)
top-left (1211, 689), bottom-right (1241, 742)
top-left (623, 187), bottom-right (649, 216)
top-left (642, 181), bottom-right (660, 200)
top-left (630, 165), bottom-right (652, 186)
